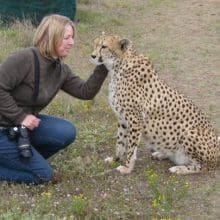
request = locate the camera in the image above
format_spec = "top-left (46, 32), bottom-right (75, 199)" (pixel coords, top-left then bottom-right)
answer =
top-left (8, 125), bottom-right (33, 159)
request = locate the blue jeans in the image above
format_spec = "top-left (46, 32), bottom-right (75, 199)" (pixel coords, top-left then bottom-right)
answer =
top-left (0, 114), bottom-right (76, 184)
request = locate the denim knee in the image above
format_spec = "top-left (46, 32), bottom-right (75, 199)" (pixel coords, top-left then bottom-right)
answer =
top-left (61, 122), bottom-right (77, 147)
top-left (31, 115), bottom-right (77, 154)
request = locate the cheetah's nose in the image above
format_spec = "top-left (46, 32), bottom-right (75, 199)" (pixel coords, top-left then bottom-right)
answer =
top-left (91, 55), bottom-right (96, 59)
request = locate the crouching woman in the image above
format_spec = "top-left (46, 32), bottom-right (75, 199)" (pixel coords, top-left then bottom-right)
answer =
top-left (0, 14), bottom-right (108, 184)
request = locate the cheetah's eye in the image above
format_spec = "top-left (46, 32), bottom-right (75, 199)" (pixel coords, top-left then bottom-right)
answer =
top-left (101, 45), bottom-right (107, 49)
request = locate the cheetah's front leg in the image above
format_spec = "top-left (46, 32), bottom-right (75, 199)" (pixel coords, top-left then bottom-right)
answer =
top-left (116, 123), bottom-right (142, 174)
top-left (115, 122), bottom-right (128, 161)
top-left (105, 122), bottom-right (128, 163)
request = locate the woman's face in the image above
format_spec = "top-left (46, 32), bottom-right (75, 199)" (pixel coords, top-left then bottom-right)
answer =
top-left (56, 24), bottom-right (74, 58)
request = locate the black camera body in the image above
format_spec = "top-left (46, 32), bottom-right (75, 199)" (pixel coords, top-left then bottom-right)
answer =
top-left (8, 125), bottom-right (33, 159)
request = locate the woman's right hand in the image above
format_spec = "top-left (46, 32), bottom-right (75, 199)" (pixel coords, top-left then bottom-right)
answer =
top-left (21, 114), bottom-right (41, 130)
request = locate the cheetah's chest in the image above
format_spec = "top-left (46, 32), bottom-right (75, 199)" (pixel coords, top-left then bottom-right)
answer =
top-left (108, 71), bottom-right (126, 120)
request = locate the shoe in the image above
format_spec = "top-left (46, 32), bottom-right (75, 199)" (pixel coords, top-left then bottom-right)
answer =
top-left (51, 170), bottom-right (62, 184)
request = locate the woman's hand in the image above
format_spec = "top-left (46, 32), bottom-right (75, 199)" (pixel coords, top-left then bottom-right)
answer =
top-left (21, 114), bottom-right (41, 130)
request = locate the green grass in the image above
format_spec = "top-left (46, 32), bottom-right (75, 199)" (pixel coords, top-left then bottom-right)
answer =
top-left (0, 20), bottom-right (34, 62)
top-left (0, 0), bottom-right (220, 219)
top-left (146, 169), bottom-right (189, 218)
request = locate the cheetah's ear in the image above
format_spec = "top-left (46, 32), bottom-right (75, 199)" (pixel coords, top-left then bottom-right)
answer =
top-left (119, 39), bottom-right (130, 51)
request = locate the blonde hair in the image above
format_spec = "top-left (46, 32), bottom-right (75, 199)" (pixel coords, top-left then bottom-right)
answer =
top-left (33, 14), bottom-right (76, 59)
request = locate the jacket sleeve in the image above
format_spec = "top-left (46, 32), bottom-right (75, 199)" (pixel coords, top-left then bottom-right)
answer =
top-left (61, 64), bottom-right (108, 100)
top-left (0, 51), bottom-right (31, 125)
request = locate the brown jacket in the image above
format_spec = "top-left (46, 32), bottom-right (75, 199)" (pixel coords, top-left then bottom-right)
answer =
top-left (0, 47), bottom-right (108, 127)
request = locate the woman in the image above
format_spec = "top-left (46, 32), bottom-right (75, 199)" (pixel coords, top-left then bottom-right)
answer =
top-left (0, 14), bottom-right (108, 184)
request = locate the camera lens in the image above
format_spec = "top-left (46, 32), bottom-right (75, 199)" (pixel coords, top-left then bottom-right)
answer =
top-left (17, 126), bottom-right (33, 159)
top-left (19, 145), bottom-right (33, 158)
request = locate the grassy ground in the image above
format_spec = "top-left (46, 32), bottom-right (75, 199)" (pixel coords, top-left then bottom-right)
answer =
top-left (0, 0), bottom-right (220, 219)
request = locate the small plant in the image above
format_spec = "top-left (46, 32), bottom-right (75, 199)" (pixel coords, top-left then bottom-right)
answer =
top-left (36, 191), bottom-right (52, 215)
top-left (76, 100), bottom-right (95, 112)
top-left (109, 159), bottom-right (120, 169)
top-left (146, 169), bottom-right (189, 217)
top-left (71, 194), bottom-right (89, 216)
top-left (41, 191), bottom-right (52, 203)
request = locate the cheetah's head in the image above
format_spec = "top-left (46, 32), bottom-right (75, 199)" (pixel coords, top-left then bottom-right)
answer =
top-left (91, 33), bottom-right (131, 70)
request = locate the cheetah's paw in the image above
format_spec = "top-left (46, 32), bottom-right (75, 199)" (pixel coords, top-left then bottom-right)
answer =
top-left (168, 165), bottom-right (200, 175)
top-left (116, 165), bottom-right (132, 174)
top-left (168, 166), bottom-right (186, 174)
top-left (104, 156), bottom-right (114, 163)
top-left (151, 151), bottom-right (168, 160)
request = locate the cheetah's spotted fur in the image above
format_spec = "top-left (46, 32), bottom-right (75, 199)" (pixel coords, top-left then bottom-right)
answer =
top-left (91, 34), bottom-right (219, 174)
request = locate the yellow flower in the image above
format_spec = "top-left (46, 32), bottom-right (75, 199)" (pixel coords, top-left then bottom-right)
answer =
top-left (41, 192), bottom-right (52, 198)
top-left (152, 198), bottom-right (160, 208)
top-left (185, 182), bottom-right (190, 188)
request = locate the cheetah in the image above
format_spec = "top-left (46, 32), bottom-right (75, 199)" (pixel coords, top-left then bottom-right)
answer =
top-left (91, 33), bottom-right (220, 175)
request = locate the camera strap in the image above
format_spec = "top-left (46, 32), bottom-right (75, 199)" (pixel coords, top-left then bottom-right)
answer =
top-left (31, 49), bottom-right (40, 102)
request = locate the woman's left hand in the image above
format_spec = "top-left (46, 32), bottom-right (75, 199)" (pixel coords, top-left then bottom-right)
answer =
top-left (21, 114), bottom-right (41, 130)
